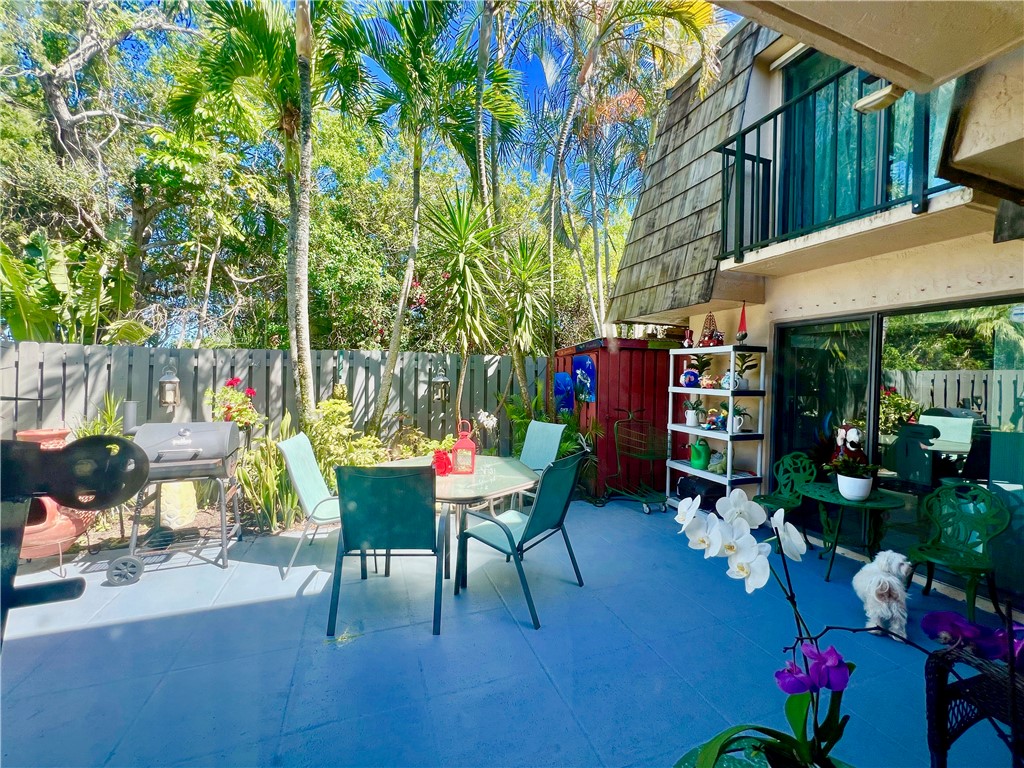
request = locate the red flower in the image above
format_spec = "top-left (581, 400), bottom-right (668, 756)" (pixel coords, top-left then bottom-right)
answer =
top-left (244, 387), bottom-right (256, 397)
top-left (225, 377), bottom-right (242, 388)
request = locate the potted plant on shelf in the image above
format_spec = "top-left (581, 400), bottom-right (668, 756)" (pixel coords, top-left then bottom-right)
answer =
top-left (682, 398), bottom-right (706, 427)
top-left (720, 401), bottom-right (751, 433)
top-left (732, 352), bottom-right (759, 390)
top-left (825, 455), bottom-right (879, 501)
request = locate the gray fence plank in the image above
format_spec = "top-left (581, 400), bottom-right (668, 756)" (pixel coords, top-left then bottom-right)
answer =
top-left (266, 349), bottom-right (285, 436)
top-left (194, 349), bottom-right (217, 421)
top-left (108, 347), bottom-right (131, 427)
top-left (64, 344), bottom-right (86, 431)
top-left (173, 348), bottom-right (199, 424)
top-left (40, 343), bottom-right (66, 428)
top-left (84, 346), bottom-right (110, 423)
top-left (14, 342), bottom-right (41, 434)
top-left (149, 348), bottom-right (175, 424)
top-left (1, 342), bottom-right (17, 438)
top-left (411, 353), bottom-right (428, 437)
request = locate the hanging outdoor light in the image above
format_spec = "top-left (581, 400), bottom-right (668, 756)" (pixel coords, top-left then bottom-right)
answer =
top-left (158, 365), bottom-right (180, 408)
top-left (430, 366), bottom-right (450, 402)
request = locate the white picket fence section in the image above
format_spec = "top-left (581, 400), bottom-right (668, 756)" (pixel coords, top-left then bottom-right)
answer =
top-left (886, 369), bottom-right (1024, 428)
top-left (0, 342), bottom-right (546, 452)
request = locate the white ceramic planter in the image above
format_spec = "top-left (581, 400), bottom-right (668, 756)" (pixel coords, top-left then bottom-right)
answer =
top-left (837, 474), bottom-right (873, 502)
top-left (684, 410), bottom-right (699, 427)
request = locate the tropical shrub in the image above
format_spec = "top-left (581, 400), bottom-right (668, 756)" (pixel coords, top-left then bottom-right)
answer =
top-left (308, 385), bottom-right (389, 490)
top-left (236, 412), bottom-right (300, 532)
top-left (878, 386), bottom-right (921, 435)
top-left (204, 377), bottom-right (265, 430)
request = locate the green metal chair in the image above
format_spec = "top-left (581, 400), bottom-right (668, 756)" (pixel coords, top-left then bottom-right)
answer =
top-left (909, 483), bottom-right (1010, 622)
top-left (278, 433), bottom-right (340, 580)
top-left (328, 465), bottom-right (445, 636)
top-left (455, 451), bottom-right (586, 629)
top-left (753, 451), bottom-right (817, 537)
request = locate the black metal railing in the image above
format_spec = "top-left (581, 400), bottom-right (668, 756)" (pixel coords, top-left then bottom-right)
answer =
top-left (714, 65), bottom-right (955, 263)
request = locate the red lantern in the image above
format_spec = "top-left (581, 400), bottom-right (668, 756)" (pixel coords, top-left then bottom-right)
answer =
top-left (451, 419), bottom-right (476, 474)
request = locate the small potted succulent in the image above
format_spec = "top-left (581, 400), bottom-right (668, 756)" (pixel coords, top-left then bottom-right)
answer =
top-left (682, 398), bottom-right (706, 427)
top-left (825, 455), bottom-right (879, 501)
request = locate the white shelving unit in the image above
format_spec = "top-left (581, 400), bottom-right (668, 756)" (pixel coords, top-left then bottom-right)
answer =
top-left (665, 344), bottom-right (767, 508)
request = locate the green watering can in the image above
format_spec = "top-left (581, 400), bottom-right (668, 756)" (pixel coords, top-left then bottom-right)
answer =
top-left (690, 438), bottom-right (711, 470)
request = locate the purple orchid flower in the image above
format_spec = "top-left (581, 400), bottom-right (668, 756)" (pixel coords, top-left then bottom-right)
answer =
top-left (775, 660), bottom-right (817, 694)
top-left (922, 611), bottom-right (1024, 662)
top-left (802, 643), bottom-right (850, 692)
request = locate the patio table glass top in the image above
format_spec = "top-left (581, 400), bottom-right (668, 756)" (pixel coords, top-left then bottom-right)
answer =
top-left (379, 455), bottom-right (538, 506)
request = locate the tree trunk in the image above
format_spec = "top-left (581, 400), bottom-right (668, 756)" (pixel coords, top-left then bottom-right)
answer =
top-left (546, 87), bottom-right (586, 414)
top-left (474, 0), bottom-right (493, 218)
top-left (285, 170), bottom-right (299, 362)
top-left (454, 351), bottom-right (469, 421)
top-left (371, 135), bottom-right (422, 435)
top-left (588, 134), bottom-right (606, 334)
top-left (193, 235), bottom-right (220, 349)
top-left (294, 0), bottom-right (316, 427)
top-left (560, 174), bottom-right (601, 337)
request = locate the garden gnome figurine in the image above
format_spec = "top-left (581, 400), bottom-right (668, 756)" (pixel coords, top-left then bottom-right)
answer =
top-left (736, 302), bottom-right (748, 343)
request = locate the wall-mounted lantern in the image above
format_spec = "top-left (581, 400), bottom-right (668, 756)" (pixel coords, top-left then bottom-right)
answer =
top-left (430, 366), bottom-right (450, 402)
top-left (158, 365), bottom-right (180, 408)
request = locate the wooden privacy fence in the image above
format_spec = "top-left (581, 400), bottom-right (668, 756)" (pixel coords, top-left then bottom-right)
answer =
top-left (0, 342), bottom-right (546, 451)
top-left (885, 369), bottom-right (1024, 429)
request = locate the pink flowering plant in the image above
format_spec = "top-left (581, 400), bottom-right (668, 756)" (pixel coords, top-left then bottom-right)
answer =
top-left (204, 377), bottom-right (264, 430)
top-left (674, 491), bottom-right (855, 768)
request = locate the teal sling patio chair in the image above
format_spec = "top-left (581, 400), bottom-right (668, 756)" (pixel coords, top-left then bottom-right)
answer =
top-left (278, 433), bottom-right (340, 580)
top-left (908, 483), bottom-right (1010, 622)
top-left (328, 466), bottom-right (445, 636)
top-left (514, 421), bottom-right (567, 509)
top-left (454, 451), bottom-right (586, 629)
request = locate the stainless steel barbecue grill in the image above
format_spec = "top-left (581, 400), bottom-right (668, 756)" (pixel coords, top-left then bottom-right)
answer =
top-left (107, 422), bottom-right (242, 585)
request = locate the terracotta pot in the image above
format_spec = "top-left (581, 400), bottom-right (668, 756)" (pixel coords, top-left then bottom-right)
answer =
top-left (15, 428), bottom-right (71, 450)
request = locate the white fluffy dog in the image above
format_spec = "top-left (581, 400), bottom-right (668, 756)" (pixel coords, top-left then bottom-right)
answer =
top-left (852, 550), bottom-right (912, 640)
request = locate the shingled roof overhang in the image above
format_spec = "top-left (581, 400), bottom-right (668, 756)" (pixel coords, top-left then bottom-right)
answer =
top-left (609, 22), bottom-right (774, 326)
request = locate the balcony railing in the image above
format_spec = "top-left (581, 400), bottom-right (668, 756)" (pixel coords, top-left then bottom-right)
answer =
top-left (714, 65), bottom-right (955, 263)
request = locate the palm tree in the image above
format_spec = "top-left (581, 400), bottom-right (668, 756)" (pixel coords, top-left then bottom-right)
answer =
top-left (356, 0), bottom-right (519, 435)
top-left (537, 0), bottom-right (720, 411)
top-left (169, 0), bottom-right (369, 425)
top-left (422, 190), bottom-right (502, 416)
top-left (295, 0), bottom-right (315, 423)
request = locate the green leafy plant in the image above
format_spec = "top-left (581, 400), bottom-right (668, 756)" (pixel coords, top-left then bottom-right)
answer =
top-left (878, 386), bottom-right (921, 435)
top-left (236, 412), bottom-right (300, 532)
top-left (719, 401), bottom-right (750, 419)
top-left (824, 455), bottom-right (878, 479)
top-left (683, 398), bottom-right (707, 417)
top-left (734, 353), bottom-right (759, 376)
top-left (692, 354), bottom-right (713, 376)
top-left (307, 384), bottom-right (390, 490)
top-left (389, 413), bottom-right (455, 459)
top-left (204, 377), bottom-right (265, 430)
top-left (73, 392), bottom-right (124, 438)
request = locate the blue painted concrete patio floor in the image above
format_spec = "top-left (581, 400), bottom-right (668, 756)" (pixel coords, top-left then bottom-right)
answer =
top-left (1, 501), bottom-right (1010, 767)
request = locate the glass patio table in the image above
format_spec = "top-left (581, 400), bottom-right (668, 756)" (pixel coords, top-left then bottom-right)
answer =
top-left (799, 482), bottom-right (906, 582)
top-left (378, 455), bottom-right (540, 578)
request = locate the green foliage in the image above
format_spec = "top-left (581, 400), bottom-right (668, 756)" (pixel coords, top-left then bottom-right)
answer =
top-left (878, 386), bottom-right (921, 435)
top-left (682, 398), bottom-right (707, 416)
top-left (307, 384), bottom-right (390, 490)
top-left (825, 455), bottom-right (878, 479)
top-left (204, 379), bottom-right (265, 430)
top-left (734, 353), bottom-right (759, 375)
top-left (236, 412), bottom-right (300, 532)
top-left (73, 393), bottom-right (124, 438)
top-left (389, 416), bottom-right (456, 459)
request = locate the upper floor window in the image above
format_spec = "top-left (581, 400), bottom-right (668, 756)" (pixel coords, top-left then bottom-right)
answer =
top-left (716, 49), bottom-right (956, 262)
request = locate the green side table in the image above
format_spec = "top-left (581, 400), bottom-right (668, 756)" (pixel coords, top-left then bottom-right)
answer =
top-left (799, 482), bottom-right (906, 581)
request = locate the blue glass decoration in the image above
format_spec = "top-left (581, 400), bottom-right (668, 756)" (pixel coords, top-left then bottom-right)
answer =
top-left (572, 354), bottom-right (597, 403)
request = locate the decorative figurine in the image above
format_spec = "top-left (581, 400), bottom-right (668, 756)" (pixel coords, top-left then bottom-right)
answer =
top-left (832, 424), bottom-right (868, 465)
top-left (681, 328), bottom-right (695, 348)
top-left (736, 301), bottom-right (748, 343)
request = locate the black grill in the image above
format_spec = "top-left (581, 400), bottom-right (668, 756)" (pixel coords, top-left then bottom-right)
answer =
top-left (133, 422), bottom-right (240, 482)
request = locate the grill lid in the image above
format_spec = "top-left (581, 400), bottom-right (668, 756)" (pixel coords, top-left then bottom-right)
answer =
top-left (133, 422), bottom-right (240, 468)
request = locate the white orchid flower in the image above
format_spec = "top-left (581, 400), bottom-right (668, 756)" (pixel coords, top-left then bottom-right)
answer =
top-left (708, 517), bottom-right (759, 560)
top-left (726, 542), bottom-right (772, 593)
top-left (686, 513), bottom-right (720, 554)
top-left (770, 509), bottom-right (807, 562)
top-left (674, 496), bottom-right (702, 533)
top-left (715, 488), bottom-right (767, 528)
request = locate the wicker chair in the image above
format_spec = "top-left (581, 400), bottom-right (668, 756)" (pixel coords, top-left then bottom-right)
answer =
top-left (925, 646), bottom-right (1023, 768)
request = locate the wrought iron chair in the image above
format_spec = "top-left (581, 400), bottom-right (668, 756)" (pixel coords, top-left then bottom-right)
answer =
top-left (909, 483), bottom-right (1010, 621)
top-left (328, 465), bottom-right (445, 636)
top-left (753, 451), bottom-right (817, 546)
top-left (455, 451), bottom-right (585, 629)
